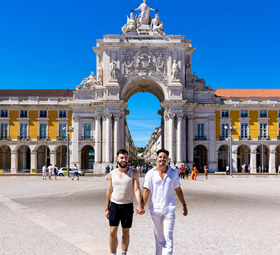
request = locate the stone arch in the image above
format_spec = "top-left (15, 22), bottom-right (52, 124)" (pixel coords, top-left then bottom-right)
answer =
top-left (256, 145), bottom-right (269, 172)
top-left (121, 76), bottom-right (167, 102)
top-left (193, 145), bottom-right (208, 172)
top-left (81, 145), bottom-right (95, 171)
top-left (237, 145), bottom-right (251, 173)
top-left (37, 145), bottom-right (50, 169)
top-left (276, 145), bottom-right (280, 172)
top-left (218, 144), bottom-right (229, 171)
top-left (0, 145), bottom-right (11, 171)
top-left (17, 145), bottom-right (31, 171)
top-left (55, 145), bottom-right (67, 169)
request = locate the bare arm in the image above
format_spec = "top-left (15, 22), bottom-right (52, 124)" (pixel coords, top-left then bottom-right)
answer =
top-left (142, 188), bottom-right (150, 207)
top-left (105, 172), bottom-right (113, 218)
top-left (133, 171), bottom-right (145, 215)
top-left (175, 186), bottom-right (188, 216)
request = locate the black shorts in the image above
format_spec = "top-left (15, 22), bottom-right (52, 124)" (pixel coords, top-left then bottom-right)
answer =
top-left (109, 202), bottom-right (134, 228)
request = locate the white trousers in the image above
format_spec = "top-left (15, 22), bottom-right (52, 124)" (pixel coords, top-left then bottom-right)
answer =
top-left (151, 212), bottom-right (175, 255)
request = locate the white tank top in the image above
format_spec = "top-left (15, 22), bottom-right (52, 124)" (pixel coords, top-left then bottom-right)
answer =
top-left (111, 167), bottom-right (135, 204)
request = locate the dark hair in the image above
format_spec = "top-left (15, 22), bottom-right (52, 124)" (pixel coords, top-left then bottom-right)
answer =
top-left (156, 149), bottom-right (169, 157)
top-left (117, 149), bottom-right (129, 156)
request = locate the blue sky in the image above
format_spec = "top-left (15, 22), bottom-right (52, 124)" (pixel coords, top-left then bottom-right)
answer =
top-left (1, 0), bottom-right (280, 147)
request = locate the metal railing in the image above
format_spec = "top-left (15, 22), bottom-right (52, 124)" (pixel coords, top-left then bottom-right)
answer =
top-left (195, 136), bottom-right (207, 140)
top-left (17, 136), bottom-right (31, 141)
top-left (80, 136), bottom-right (94, 141)
top-left (219, 136), bottom-right (229, 141)
top-left (258, 135), bottom-right (270, 140)
top-left (37, 136), bottom-right (50, 141)
top-left (239, 136), bottom-right (251, 140)
top-left (0, 135), bottom-right (10, 140)
top-left (57, 136), bottom-right (67, 141)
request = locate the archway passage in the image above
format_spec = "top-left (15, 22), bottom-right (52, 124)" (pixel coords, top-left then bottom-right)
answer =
top-left (276, 145), bottom-right (280, 172)
top-left (237, 145), bottom-right (251, 173)
top-left (17, 145), bottom-right (31, 172)
top-left (193, 145), bottom-right (208, 172)
top-left (256, 145), bottom-right (269, 172)
top-left (37, 145), bottom-right (50, 169)
top-left (0, 145), bottom-right (11, 171)
top-left (56, 145), bottom-right (67, 169)
top-left (218, 145), bottom-right (228, 171)
top-left (81, 145), bottom-right (94, 172)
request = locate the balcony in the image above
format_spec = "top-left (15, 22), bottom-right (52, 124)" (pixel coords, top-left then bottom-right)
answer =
top-left (219, 136), bottom-right (229, 141)
top-left (17, 136), bottom-right (31, 141)
top-left (258, 136), bottom-right (270, 140)
top-left (57, 136), bottom-right (67, 141)
top-left (37, 136), bottom-right (50, 141)
top-left (80, 136), bottom-right (94, 141)
top-left (195, 136), bottom-right (207, 141)
top-left (239, 136), bottom-right (251, 141)
top-left (0, 135), bottom-right (10, 140)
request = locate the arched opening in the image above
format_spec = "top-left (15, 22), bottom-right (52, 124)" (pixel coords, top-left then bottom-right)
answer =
top-left (0, 145), bottom-right (11, 172)
top-left (56, 145), bottom-right (67, 169)
top-left (17, 145), bottom-right (31, 172)
top-left (81, 145), bottom-right (94, 172)
top-left (256, 145), bottom-right (269, 172)
top-left (37, 145), bottom-right (50, 169)
top-left (218, 145), bottom-right (229, 171)
top-left (276, 145), bottom-right (280, 172)
top-left (237, 145), bottom-right (251, 172)
top-left (193, 145), bottom-right (208, 172)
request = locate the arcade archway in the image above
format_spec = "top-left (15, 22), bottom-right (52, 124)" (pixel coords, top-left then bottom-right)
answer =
top-left (0, 145), bottom-right (11, 171)
top-left (37, 145), bottom-right (50, 169)
top-left (56, 145), bottom-right (67, 168)
top-left (256, 145), bottom-right (269, 172)
top-left (218, 145), bottom-right (229, 171)
top-left (193, 145), bottom-right (208, 172)
top-left (237, 145), bottom-right (250, 172)
top-left (17, 145), bottom-right (31, 171)
top-left (81, 145), bottom-right (94, 171)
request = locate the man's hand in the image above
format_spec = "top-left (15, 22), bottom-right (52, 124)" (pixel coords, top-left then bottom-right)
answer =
top-left (105, 209), bottom-right (109, 219)
top-left (183, 205), bottom-right (188, 216)
top-left (136, 204), bottom-right (145, 215)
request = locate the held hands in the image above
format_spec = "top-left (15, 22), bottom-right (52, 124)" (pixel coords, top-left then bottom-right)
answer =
top-left (183, 206), bottom-right (188, 216)
top-left (136, 204), bottom-right (145, 215)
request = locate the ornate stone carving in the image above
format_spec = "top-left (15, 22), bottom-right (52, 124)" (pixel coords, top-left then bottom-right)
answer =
top-left (191, 72), bottom-right (212, 91)
top-left (76, 72), bottom-right (97, 91)
top-left (171, 60), bottom-right (180, 80)
top-left (97, 64), bottom-right (103, 84)
top-left (122, 12), bottom-right (138, 35)
top-left (103, 110), bottom-right (112, 120)
top-left (132, 0), bottom-right (156, 26)
top-left (109, 60), bottom-right (119, 80)
top-left (151, 14), bottom-right (165, 35)
top-left (164, 109), bottom-right (175, 120)
top-left (121, 48), bottom-right (168, 84)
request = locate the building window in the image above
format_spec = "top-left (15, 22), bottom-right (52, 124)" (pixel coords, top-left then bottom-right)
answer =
top-left (20, 123), bottom-right (28, 138)
top-left (59, 124), bottom-right (67, 139)
top-left (259, 123), bottom-right (267, 138)
top-left (278, 110), bottom-right (280, 118)
top-left (0, 110), bottom-right (8, 118)
top-left (39, 110), bottom-right (47, 118)
top-left (197, 123), bottom-right (204, 137)
top-left (39, 124), bottom-right (47, 139)
top-left (20, 110), bottom-right (28, 118)
top-left (59, 110), bottom-right (67, 118)
top-left (259, 110), bottom-right (267, 118)
top-left (221, 110), bottom-right (229, 118)
top-left (0, 123), bottom-right (8, 139)
top-left (240, 110), bottom-right (248, 118)
top-left (84, 123), bottom-right (91, 139)
top-left (240, 123), bottom-right (249, 139)
top-left (222, 123), bottom-right (229, 138)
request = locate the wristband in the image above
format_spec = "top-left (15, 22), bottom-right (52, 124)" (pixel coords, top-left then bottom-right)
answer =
top-left (105, 208), bottom-right (109, 211)
top-left (138, 202), bottom-right (143, 205)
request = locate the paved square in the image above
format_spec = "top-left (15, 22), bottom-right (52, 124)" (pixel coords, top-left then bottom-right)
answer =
top-left (0, 175), bottom-right (279, 255)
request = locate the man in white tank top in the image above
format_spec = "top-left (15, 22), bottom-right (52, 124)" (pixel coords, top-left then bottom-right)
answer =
top-left (105, 149), bottom-right (145, 255)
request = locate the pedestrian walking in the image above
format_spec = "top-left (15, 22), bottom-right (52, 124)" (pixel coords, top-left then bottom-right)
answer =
top-left (54, 165), bottom-right (58, 180)
top-left (48, 164), bottom-right (53, 180)
top-left (42, 165), bottom-right (47, 180)
top-left (258, 165), bottom-right (261, 173)
top-left (105, 165), bottom-right (110, 180)
top-left (142, 149), bottom-right (188, 255)
top-left (184, 165), bottom-right (189, 179)
top-left (226, 165), bottom-right (230, 175)
top-left (105, 149), bottom-right (145, 255)
top-left (72, 164), bottom-right (79, 180)
top-left (204, 165), bottom-right (208, 180)
top-left (247, 164), bottom-right (251, 174)
top-left (179, 164), bottom-right (184, 179)
top-left (241, 163), bottom-right (246, 174)
top-left (190, 164), bottom-right (197, 180)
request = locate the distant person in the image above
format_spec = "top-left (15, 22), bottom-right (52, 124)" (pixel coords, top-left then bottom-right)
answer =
top-left (54, 165), bottom-right (58, 180)
top-left (72, 163), bottom-right (79, 180)
top-left (258, 165), bottom-right (261, 173)
top-left (42, 165), bottom-right (47, 180)
top-left (204, 165), bottom-right (208, 180)
top-left (48, 164), bottom-right (53, 180)
top-left (105, 165), bottom-right (110, 180)
top-left (105, 149), bottom-right (144, 255)
top-left (184, 165), bottom-right (190, 179)
top-left (247, 164), bottom-right (251, 174)
top-left (190, 164), bottom-right (197, 180)
top-left (179, 164), bottom-right (185, 179)
top-left (226, 165), bottom-right (230, 175)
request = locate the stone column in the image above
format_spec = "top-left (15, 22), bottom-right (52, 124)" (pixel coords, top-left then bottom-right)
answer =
top-left (95, 116), bottom-right (101, 163)
top-left (181, 116), bottom-right (186, 163)
top-left (176, 114), bottom-right (183, 164)
top-left (72, 116), bottom-right (80, 165)
top-left (232, 147), bottom-right (238, 173)
top-left (269, 145), bottom-right (276, 173)
top-left (104, 111), bottom-right (112, 163)
top-left (11, 152), bottom-right (17, 174)
top-left (187, 116), bottom-right (194, 165)
top-left (31, 152), bottom-right (37, 173)
top-left (209, 116), bottom-right (216, 172)
top-left (250, 147), bottom-right (257, 173)
top-left (164, 111), bottom-right (169, 151)
top-left (114, 114), bottom-right (120, 158)
top-left (50, 152), bottom-right (55, 167)
top-left (169, 112), bottom-right (175, 164)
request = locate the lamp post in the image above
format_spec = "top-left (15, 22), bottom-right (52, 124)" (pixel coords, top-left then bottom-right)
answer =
top-left (261, 128), bottom-right (265, 174)
top-left (225, 124), bottom-right (236, 177)
top-left (63, 126), bottom-right (74, 177)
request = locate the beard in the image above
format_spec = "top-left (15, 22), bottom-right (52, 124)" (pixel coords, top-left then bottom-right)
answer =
top-left (118, 161), bottom-right (128, 169)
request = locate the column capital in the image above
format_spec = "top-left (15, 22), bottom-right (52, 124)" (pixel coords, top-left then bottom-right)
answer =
top-left (103, 110), bottom-right (112, 120)
top-left (187, 115), bottom-right (194, 120)
top-left (73, 116), bottom-right (79, 121)
top-left (164, 109), bottom-right (175, 120)
top-left (176, 114), bottom-right (184, 119)
top-left (113, 114), bottom-right (121, 119)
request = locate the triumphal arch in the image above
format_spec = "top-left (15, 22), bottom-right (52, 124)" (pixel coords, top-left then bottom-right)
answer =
top-left (72, 0), bottom-right (219, 171)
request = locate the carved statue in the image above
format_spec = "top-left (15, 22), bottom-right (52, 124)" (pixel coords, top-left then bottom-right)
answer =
top-left (192, 72), bottom-right (206, 84)
top-left (171, 60), bottom-right (180, 80)
top-left (151, 14), bottom-right (164, 35)
top-left (109, 60), bottom-right (119, 80)
top-left (122, 12), bottom-right (137, 34)
top-left (76, 72), bottom-right (96, 90)
top-left (133, 0), bottom-right (156, 26)
top-left (97, 64), bottom-right (103, 83)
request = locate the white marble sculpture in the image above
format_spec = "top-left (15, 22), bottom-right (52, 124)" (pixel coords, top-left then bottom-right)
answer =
top-left (133, 0), bottom-right (156, 25)
top-left (109, 60), bottom-right (119, 80)
top-left (151, 14), bottom-right (164, 35)
top-left (76, 72), bottom-right (96, 90)
top-left (171, 60), bottom-right (180, 80)
top-left (97, 64), bottom-right (103, 83)
top-left (122, 12), bottom-right (137, 34)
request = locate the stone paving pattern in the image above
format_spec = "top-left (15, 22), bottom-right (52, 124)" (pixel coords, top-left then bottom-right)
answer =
top-left (0, 175), bottom-right (279, 255)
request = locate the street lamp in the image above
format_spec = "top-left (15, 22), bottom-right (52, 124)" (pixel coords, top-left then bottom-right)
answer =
top-left (63, 126), bottom-right (74, 177)
top-left (225, 124), bottom-right (236, 177)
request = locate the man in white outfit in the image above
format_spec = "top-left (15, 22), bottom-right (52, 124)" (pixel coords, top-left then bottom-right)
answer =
top-left (142, 149), bottom-right (188, 255)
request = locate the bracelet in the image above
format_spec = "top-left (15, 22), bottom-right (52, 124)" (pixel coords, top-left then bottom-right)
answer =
top-left (105, 208), bottom-right (109, 211)
top-left (183, 204), bottom-right (187, 207)
top-left (138, 202), bottom-right (143, 205)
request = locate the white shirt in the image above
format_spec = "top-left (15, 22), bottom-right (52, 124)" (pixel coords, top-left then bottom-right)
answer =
top-left (48, 166), bottom-right (53, 173)
top-left (42, 166), bottom-right (46, 172)
top-left (74, 165), bottom-right (78, 172)
top-left (143, 166), bottom-right (181, 216)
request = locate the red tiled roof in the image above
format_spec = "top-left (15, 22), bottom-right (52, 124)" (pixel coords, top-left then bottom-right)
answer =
top-left (0, 89), bottom-right (74, 98)
top-left (215, 89), bottom-right (280, 98)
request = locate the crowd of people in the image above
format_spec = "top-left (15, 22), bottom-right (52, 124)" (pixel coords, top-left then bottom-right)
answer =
top-left (42, 163), bottom-right (79, 180)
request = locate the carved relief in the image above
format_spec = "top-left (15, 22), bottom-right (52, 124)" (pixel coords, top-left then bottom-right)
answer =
top-left (164, 109), bottom-right (175, 120)
top-left (76, 72), bottom-right (97, 91)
